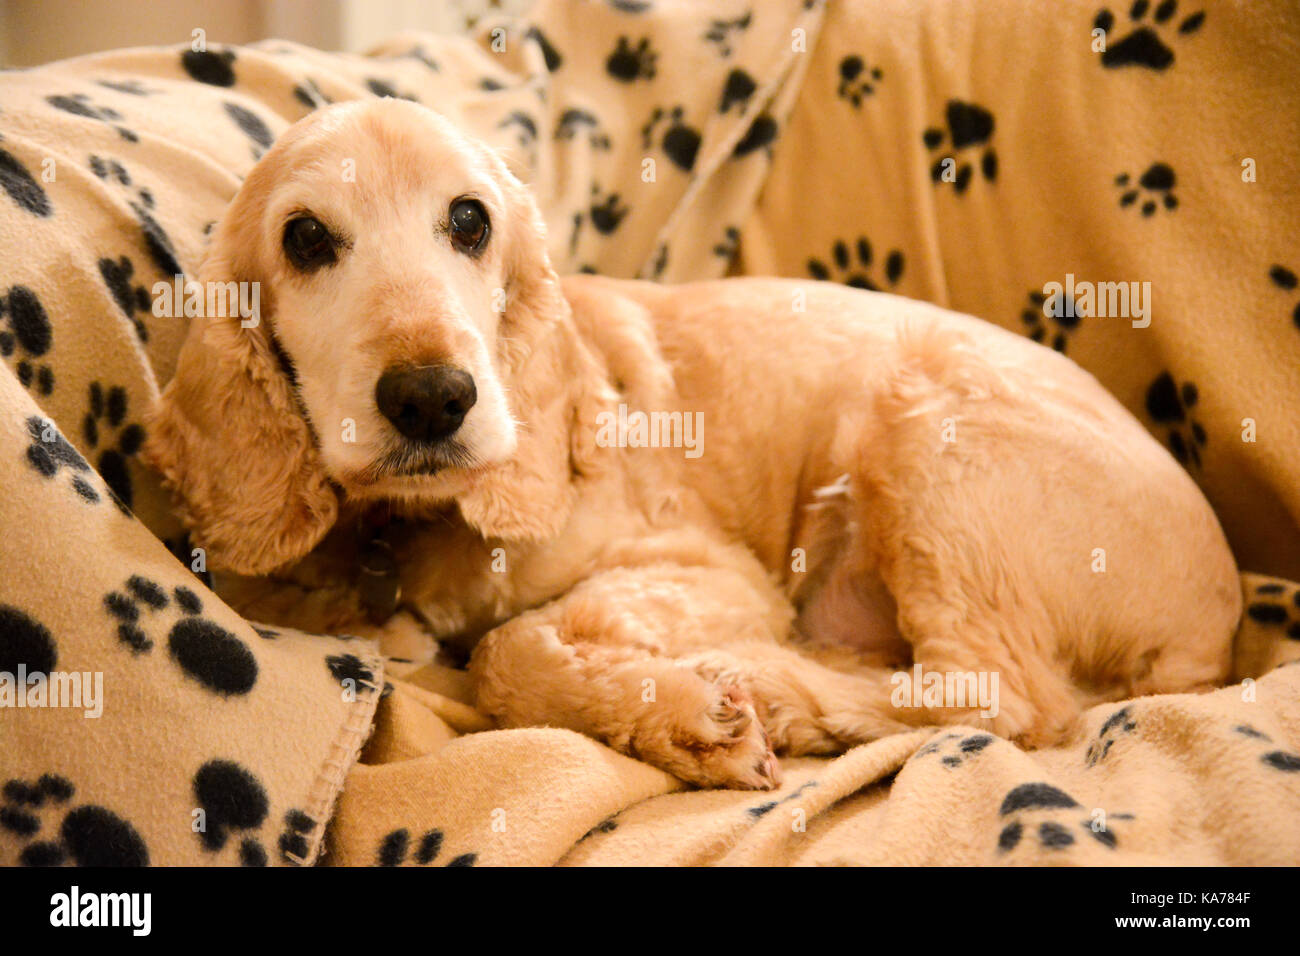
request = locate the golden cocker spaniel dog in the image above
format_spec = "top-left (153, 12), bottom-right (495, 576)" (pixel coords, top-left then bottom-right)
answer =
top-left (144, 100), bottom-right (1240, 789)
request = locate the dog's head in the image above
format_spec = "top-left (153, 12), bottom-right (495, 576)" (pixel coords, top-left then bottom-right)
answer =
top-left (145, 99), bottom-right (587, 574)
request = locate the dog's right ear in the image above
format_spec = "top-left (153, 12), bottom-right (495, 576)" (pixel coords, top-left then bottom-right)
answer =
top-left (144, 249), bottom-right (338, 575)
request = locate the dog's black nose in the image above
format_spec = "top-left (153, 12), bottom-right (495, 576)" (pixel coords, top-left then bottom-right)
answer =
top-left (375, 365), bottom-right (477, 442)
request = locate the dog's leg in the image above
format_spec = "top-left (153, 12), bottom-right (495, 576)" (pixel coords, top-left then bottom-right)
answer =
top-left (470, 606), bottom-right (782, 790)
top-left (469, 558), bottom-right (948, 785)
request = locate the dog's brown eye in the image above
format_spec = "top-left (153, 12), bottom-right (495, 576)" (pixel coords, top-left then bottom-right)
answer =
top-left (448, 198), bottom-right (489, 254)
top-left (284, 216), bottom-right (336, 269)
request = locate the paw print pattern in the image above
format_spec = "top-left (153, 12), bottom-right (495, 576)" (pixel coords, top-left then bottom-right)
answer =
top-left (606, 36), bottom-right (657, 81)
top-left (102, 573), bottom-right (258, 695)
top-left (807, 237), bottom-right (905, 291)
top-left (223, 102), bottom-right (276, 159)
top-left (1021, 289), bottom-right (1082, 352)
top-left (579, 817), bottom-right (619, 841)
top-left (2, 774), bottom-right (149, 866)
top-left (747, 779), bottom-right (819, 819)
top-left (732, 114), bottom-right (778, 158)
top-left (1233, 724), bottom-right (1300, 773)
top-left (497, 111), bottom-right (539, 158)
top-left (1086, 706), bottom-right (1137, 766)
top-left (1145, 371), bottom-right (1205, 468)
top-left (556, 109), bottom-right (611, 150)
top-left (702, 13), bottom-right (751, 57)
top-left (1115, 163), bottom-right (1177, 216)
top-left (1268, 265), bottom-right (1300, 331)
top-left (181, 49), bottom-right (237, 87)
top-left (924, 100), bottom-right (997, 194)
top-left (0, 142), bottom-right (53, 217)
top-left (83, 382), bottom-right (145, 511)
top-left (1244, 581), bottom-right (1300, 641)
top-left (46, 93), bottom-right (138, 141)
top-left (713, 226), bottom-right (740, 261)
top-left (914, 732), bottom-right (995, 768)
top-left (0, 286), bottom-right (54, 395)
top-left (97, 256), bottom-right (152, 342)
top-left (589, 186), bottom-right (629, 235)
top-left (837, 55), bottom-right (882, 107)
top-left (292, 77), bottom-right (333, 111)
top-left (192, 759), bottom-right (271, 865)
top-left (719, 68), bottom-right (757, 114)
top-left (0, 603), bottom-right (58, 676)
top-left (377, 827), bottom-right (477, 866)
top-left (642, 106), bottom-right (702, 172)
top-left (996, 782), bottom-right (1133, 854)
top-left (23, 416), bottom-right (100, 505)
top-left (1095, 1), bottom-right (1205, 70)
top-left (89, 154), bottom-right (183, 278)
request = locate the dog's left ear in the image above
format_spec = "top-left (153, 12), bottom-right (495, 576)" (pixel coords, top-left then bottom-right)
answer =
top-left (455, 169), bottom-right (602, 543)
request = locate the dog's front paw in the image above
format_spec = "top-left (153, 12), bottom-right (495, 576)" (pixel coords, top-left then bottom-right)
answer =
top-left (632, 681), bottom-right (781, 791)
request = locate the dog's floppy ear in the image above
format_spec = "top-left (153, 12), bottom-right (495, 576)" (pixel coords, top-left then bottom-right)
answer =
top-left (144, 218), bottom-right (338, 575)
top-left (455, 170), bottom-right (603, 542)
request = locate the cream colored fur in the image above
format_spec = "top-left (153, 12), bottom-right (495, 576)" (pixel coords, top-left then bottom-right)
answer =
top-left (145, 101), bottom-right (1241, 789)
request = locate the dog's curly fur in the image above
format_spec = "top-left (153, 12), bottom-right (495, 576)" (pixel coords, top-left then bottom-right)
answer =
top-left (144, 100), bottom-right (1240, 789)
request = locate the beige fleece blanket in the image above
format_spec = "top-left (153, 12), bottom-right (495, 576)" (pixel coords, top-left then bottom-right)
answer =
top-left (2, 0), bottom-right (1298, 868)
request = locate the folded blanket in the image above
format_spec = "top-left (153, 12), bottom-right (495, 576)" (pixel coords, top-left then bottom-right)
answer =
top-left (2, 0), bottom-right (1297, 868)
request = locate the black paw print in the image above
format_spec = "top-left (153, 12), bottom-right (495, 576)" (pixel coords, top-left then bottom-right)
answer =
top-left (23, 416), bottom-right (100, 505)
top-left (703, 13), bottom-right (751, 57)
top-left (497, 111), bottom-right (539, 156)
top-left (746, 780), bottom-right (819, 820)
top-left (97, 78), bottom-right (157, 96)
top-left (89, 154), bottom-right (183, 277)
top-left (83, 382), bottom-right (145, 511)
top-left (642, 106), bottom-right (702, 172)
top-left (1145, 371), bottom-right (1205, 468)
top-left (46, 92), bottom-right (138, 141)
top-left (807, 237), bottom-right (905, 291)
top-left (0, 285), bottom-right (54, 395)
top-left (181, 48), bottom-right (237, 87)
top-left (1115, 163), bottom-right (1177, 215)
top-left (1021, 289), bottom-right (1081, 353)
top-left (914, 732), bottom-right (995, 768)
top-left (997, 782), bottom-right (1133, 854)
top-left (732, 113), bottom-right (778, 158)
top-left (292, 77), bottom-right (333, 111)
top-left (365, 77), bottom-right (420, 103)
top-left (377, 827), bottom-right (477, 866)
top-left (1086, 706), bottom-right (1137, 766)
top-left (102, 573), bottom-right (259, 695)
top-left (1095, 1), bottom-right (1205, 70)
top-left (556, 109), bottom-right (611, 149)
top-left (2, 774), bottom-right (149, 866)
top-left (606, 36), bottom-right (657, 81)
top-left (1268, 265), bottom-right (1300, 331)
top-left (837, 55), bottom-right (882, 107)
top-left (589, 186), bottom-right (629, 234)
top-left (924, 101), bottom-right (997, 194)
top-left (192, 759), bottom-right (272, 865)
top-left (0, 141), bottom-right (53, 217)
top-left (224, 101), bottom-right (276, 160)
top-left (719, 68), bottom-right (757, 114)
top-left (1244, 581), bottom-right (1300, 641)
top-left (97, 256), bottom-right (152, 342)
top-left (713, 226), bottom-right (740, 261)
top-left (1233, 724), bottom-right (1300, 773)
